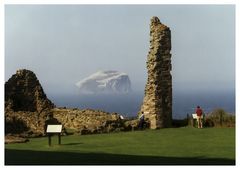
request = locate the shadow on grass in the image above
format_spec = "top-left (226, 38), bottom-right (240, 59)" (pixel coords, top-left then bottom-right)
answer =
top-left (5, 149), bottom-right (235, 165)
top-left (61, 142), bottom-right (83, 146)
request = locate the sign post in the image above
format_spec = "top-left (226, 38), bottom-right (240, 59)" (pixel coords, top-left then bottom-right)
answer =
top-left (48, 134), bottom-right (52, 146)
top-left (58, 133), bottom-right (61, 145)
top-left (46, 125), bottom-right (62, 146)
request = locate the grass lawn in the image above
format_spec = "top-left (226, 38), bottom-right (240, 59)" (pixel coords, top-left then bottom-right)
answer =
top-left (5, 127), bottom-right (235, 165)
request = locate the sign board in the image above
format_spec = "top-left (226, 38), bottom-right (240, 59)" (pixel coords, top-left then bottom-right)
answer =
top-left (192, 114), bottom-right (203, 119)
top-left (46, 125), bottom-right (62, 133)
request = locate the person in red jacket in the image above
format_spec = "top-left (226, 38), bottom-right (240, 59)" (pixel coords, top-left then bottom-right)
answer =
top-left (196, 106), bottom-right (203, 128)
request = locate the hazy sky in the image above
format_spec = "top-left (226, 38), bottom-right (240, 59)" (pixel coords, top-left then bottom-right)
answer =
top-left (5, 5), bottom-right (235, 96)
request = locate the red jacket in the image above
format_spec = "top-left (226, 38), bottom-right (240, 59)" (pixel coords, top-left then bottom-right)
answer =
top-left (196, 108), bottom-right (203, 117)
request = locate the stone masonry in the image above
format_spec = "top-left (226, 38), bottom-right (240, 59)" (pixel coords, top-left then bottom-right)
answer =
top-left (140, 16), bottom-right (172, 129)
top-left (5, 69), bottom-right (54, 112)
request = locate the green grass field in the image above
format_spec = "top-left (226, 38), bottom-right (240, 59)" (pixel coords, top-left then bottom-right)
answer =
top-left (5, 127), bottom-right (235, 165)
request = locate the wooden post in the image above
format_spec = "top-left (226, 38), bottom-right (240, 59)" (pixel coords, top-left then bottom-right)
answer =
top-left (58, 133), bottom-right (61, 145)
top-left (187, 114), bottom-right (190, 126)
top-left (48, 134), bottom-right (52, 146)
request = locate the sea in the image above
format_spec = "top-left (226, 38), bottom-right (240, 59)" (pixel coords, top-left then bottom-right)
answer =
top-left (49, 90), bottom-right (235, 119)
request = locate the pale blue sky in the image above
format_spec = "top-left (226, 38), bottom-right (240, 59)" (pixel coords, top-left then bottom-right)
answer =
top-left (5, 5), bottom-right (235, 95)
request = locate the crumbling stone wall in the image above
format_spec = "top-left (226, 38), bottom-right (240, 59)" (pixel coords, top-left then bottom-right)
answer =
top-left (140, 16), bottom-right (172, 129)
top-left (4, 69), bottom-right (128, 137)
top-left (5, 69), bottom-right (55, 136)
top-left (53, 108), bottom-right (124, 134)
top-left (5, 108), bottom-right (125, 136)
top-left (5, 69), bottom-right (54, 112)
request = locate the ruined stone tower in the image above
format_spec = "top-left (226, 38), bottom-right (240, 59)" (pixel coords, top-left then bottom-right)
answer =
top-left (140, 16), bottom-right (172, 129)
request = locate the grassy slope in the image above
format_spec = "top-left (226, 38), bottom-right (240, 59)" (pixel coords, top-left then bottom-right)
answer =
top-left (5, 127), bottom-right (235, 165)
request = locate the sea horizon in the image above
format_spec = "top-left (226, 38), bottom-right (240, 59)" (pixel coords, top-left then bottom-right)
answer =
top-left (48, 89), bottom-right (235, 119)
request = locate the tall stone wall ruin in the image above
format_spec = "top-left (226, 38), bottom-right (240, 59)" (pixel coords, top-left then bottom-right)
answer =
top-left (140, 16), bottom-right (172, 129)
top-left (5, 69), bottom-right (54, 112)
